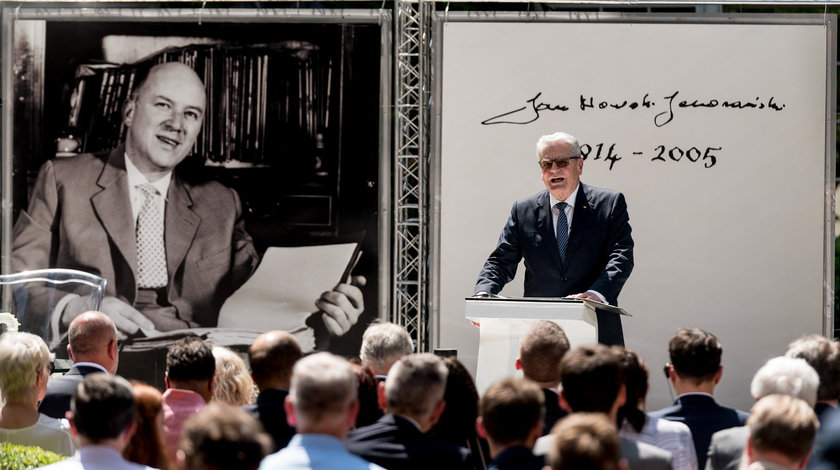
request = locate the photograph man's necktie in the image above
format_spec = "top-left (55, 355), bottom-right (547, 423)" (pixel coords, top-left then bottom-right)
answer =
top-left (136, 183), bottom-right (168, 288)
top-left (556, 201), bottom-right (568, 262)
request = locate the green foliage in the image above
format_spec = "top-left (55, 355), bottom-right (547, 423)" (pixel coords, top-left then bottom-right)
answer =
top-left (0, 442), bottom-right (67, 470)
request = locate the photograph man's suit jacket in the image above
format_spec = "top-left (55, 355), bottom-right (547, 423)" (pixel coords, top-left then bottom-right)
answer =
top-left (475, 183), bottom-right (634, 305)
top-left (12, 146), bottom-right (259, 332)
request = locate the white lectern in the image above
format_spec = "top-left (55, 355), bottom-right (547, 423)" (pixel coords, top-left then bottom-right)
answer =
top-left (465, 297), bottom-right (628, 394)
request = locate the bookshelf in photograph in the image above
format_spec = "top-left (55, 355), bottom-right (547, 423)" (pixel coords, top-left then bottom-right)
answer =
top-left (65, 40), bottom-right (338, 189)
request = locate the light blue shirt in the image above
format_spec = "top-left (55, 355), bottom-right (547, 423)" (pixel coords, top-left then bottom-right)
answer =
top-left (259, 434), bottom-right (385, 470)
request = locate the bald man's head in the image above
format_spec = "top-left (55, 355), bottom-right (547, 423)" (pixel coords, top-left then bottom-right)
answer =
top-left (68, 311), bottom-right (119, 373)
top-left (248, 330), bottom-right (302, 391)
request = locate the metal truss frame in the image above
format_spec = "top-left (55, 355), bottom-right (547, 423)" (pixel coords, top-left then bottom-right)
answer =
top-left (392, 0), bottom-right (432, 352)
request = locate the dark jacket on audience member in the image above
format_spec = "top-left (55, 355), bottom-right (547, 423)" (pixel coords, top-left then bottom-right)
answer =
top-left (488, 445), bottom-right (544, 470)
top-left (243, 388), bottom-right (295, 451)
top-left (649, 394), bottom-right (749, 470)
top-left (542, 388), bottom-right (568, 436)
top-left (39, 364), bottom-right (105, 419)
top-left (346, 414), bottom-right (472, 470)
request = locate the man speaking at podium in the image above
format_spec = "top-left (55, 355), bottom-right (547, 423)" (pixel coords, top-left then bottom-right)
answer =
top-left (474, 132), bottom-right (633, 344)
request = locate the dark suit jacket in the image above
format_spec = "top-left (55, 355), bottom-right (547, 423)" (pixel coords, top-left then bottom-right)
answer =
top-left (809, 406), bottom-right (840, 470)
top-left (346, 414), bottom-right (472, 470)
top-left (12, 147), bottom-right (259, 332)
top-left (475, 184), bottom-right (633, 305)
top-left (620, 436), bottom-right (674, 470)
top-left (650, 394), bottom-right (749, 470)
top-left (705, 425), bottom-right (747, 470)
top-left (487, 445), bottom-right (544, 470)
top-left (38, 364), bottom-right (104, 419)
top-left (542, 388), bottom-right (568, 436)
top-left (243, 388), bottom-right (295, 452)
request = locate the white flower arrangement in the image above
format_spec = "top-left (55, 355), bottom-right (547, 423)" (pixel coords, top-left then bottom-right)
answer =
top-left (0, 312), bottom-right (20, 334)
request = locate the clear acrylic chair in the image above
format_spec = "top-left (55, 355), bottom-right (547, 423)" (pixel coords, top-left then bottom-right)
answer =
top-left (0, 268), bottom-right (107, 351)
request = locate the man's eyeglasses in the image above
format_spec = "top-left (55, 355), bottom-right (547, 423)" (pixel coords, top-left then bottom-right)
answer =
top-left (538, 156), bottom-right (580, 170)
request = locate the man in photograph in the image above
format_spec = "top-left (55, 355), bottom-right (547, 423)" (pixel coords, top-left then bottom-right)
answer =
top-left (12, 62), bottom-right (364, 342)
top-left (474, 131), bottom-right (634, 343)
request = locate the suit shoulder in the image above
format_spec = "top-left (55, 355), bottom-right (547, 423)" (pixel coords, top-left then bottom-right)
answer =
top-left (514, 190), bottom-right (547, 206)
top-left (179, 177), bottom-right (239, 205)
top-left (648, 404), bottom-right (681, 419)
top-left (47, 152), bottom-right (109, 180)
top-left (621, 436), bottom-right (673, 461)
top-left (581, 183), bottom-right (625, 203)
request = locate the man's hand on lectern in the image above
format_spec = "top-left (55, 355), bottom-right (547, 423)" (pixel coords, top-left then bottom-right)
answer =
top-left (565, 292), bottom-right (603, 302)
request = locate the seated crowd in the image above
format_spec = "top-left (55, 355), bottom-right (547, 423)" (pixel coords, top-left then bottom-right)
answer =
top-left (3, 315), bottom-right (840, 470)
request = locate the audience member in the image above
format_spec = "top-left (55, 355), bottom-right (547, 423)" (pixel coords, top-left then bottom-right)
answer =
top-left (351, 360), bottom-right (385, 428)
top-left (0, 332), bottom-right (76, 456)
top-left (650, 328), bottom-right (748, 469)
top-left (742, 395), bottom-right (818, 470)
top-left (244, 330), bottom-right (302, 451)
top-left (429, 356), bottom-right (491, 470)
top-left (617, 348), bottom-right (697, 470)
top-left (786, 335), bottom-right (840, 423)
top-left (40, 311), bottom-right (119, 419)
top-left (533, 345), bottom-right (672, 470)
top-left (123, 382), bottom-right (170, 470)
top-left (359, 322), bottom-right (414, 379)
top-left (259, 352), bottom-right (384, 470)
top-left (178, 403), bottom-right (271, 470)
top-left (705, 356), bottom-right (819, 470)
top-left (346, 353), bottom-right (472, 470)
top-left (477, 377), bottom-right (545, 470)
top-left (548, 413), bottom-right (627, 470)
top-left (517, 321), bottom-right (570, 435)
top-left (162, 336), bottom-right (215, 462)
top-left (40, 373), bottom-right (152, 470)
top-left (212, 346), bottom-right (257, 406)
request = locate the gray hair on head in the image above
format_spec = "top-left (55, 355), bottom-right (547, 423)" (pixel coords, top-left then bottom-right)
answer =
top-left (385, 353), bottom-right (448, 418)
top-left (536, 132), bottom-right (581, 159)
top-left (360, 322), bottom-right (414, 373)
top-left (290, 352), bottom-right (357, 424)
top-left (750, 356), bottom-right (819, 407)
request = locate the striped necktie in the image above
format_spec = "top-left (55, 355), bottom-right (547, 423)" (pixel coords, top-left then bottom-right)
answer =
top-left (556, 202), bottom-right (568, 262)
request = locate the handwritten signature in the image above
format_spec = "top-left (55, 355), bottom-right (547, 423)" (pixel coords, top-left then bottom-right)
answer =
top-left (481, 91), bottom-right (786, 127)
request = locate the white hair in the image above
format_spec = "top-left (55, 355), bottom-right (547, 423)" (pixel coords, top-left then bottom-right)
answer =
top-left (536, 132), bottom-right (581, 159)
top-left (0, 332), bottom-right (51, 404)
top-left (360, 322), bottom-right (414, 373)
top-left (750, 356), bottom-right (819, 407)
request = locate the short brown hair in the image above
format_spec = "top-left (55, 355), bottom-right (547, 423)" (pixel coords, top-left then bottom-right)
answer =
top-left (179, 403), bottom-right (271, 470)
top-left (519, 321), bottom-right (570, 384)
top-left (786, 335), bottom-right (840, 401)
top-left (166, 336), bottom-right (215, 382)
top-left (668, 328), bottom-right (721, 382)
top-left (479, 378), bottom-right (544, 445)
top-left (559, 345), bottom-right (623, 413)
top-left (747, 394), bottom-right (818, 463)
top-left (548, 413), bottom-right (621, 470)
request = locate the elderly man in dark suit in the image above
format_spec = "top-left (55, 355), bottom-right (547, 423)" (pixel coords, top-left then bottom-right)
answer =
top-left (12, 62), bottom-right (363, 341)
top-left (474, 131), bottom-right (633, 344)
top-left (39, 311), bottom-right (119, 419)
top-left (346, 353), bottom-right (472, 470)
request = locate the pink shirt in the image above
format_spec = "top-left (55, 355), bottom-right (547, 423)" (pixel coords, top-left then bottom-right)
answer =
top-left (162, 388), bottom-right (206, 461)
